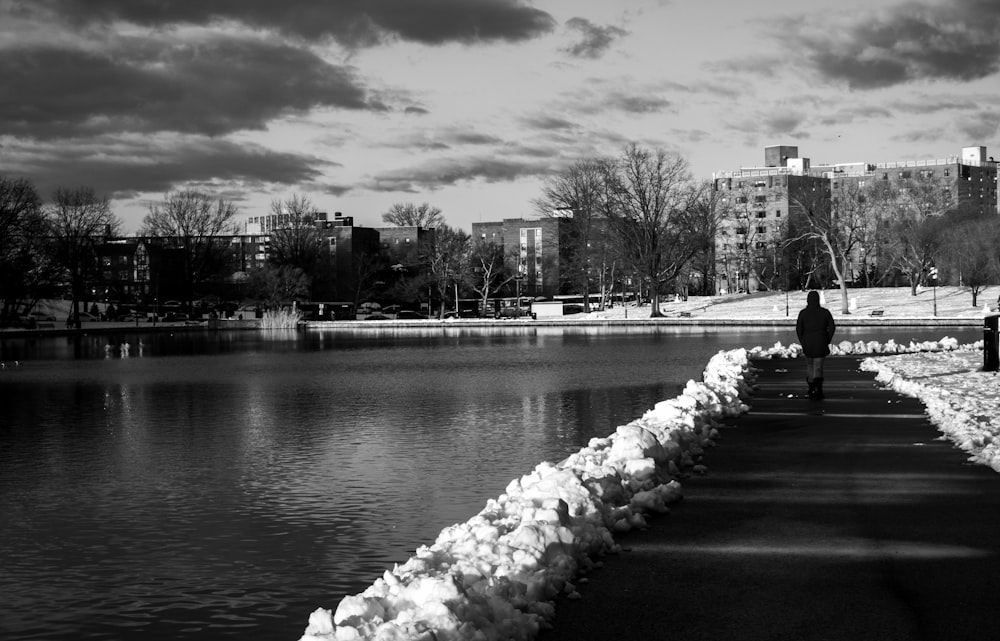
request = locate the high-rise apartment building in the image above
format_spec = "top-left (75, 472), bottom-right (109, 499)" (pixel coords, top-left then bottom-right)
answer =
top-left (712, 145), bottom-right (999, 293)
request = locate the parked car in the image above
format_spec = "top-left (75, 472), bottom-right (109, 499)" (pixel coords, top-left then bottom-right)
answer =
top-left (119, 312), bottom-right (146, 322)
top-left (362, 313), bottom-right (391, 321)
top-left (395, 310), bottom-right (427, 320)
top-left (25, 311), bottom-right (57, 322)
top-left (162, 312), bottom-right (189, 322)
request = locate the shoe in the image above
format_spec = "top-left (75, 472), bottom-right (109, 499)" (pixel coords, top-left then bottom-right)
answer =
top-left (814, 377), bottom-right (824, 400)
top-left (807, 379), bottom-right (817, 399)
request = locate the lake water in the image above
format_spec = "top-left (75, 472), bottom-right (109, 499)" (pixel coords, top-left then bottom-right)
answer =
top-left (0, 325), bottom-right (979, 640)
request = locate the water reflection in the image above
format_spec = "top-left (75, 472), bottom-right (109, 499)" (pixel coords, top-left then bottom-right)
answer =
top-left (0, 326), bottom-right (980, 640)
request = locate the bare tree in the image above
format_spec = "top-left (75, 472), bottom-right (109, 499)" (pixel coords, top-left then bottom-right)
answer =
top-left (941, 210), bottom-right (999, 307)
top-left (715, 183), bottom-right (787, 293)
top-left (466, 238), bottom-right (513, 316)
top-left (381, 202), bottom-right (444, 228)
top-left (349, 249), bottom-right (388, 311)
top-left (48, 186), bottom-right (119, 326)
top-left (422, 223), bottom-right (470, 318)
top-left (141, 190), bottom-right (240, 307)
top-left (791, 180), bottom-right (877, 314)
top-left (534, 158), bottom-right (615, 311)
top-left (266, 194), bottom-right (323, 295)
top-left (880, 177), bottom-right (953, 295)
top-left (0, 176), bottom-right (52, 321)
top-left (604, 144), bottom-right (701, 318)
top-left (248, 264), bottom-right (311, 309)
top-left (684, 181), bottom-right (730, 295)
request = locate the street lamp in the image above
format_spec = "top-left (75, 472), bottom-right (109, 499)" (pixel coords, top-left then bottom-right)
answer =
top-left (929, 266), bottom-right (938, 316)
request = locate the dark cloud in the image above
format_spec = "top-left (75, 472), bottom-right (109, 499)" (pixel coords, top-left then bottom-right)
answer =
top-left (889, 95), bottom-right (985, 114)
top-left (701, 56), bottom-right (782, 79)
top-left (779, 0), bottom-right (1000, 89)
top-left (607, 94), bottom-right (671, 114)
top-left (563, 17), bottom-right (628, 59)
top-left (0, 36), bottom-right (375, 139)
top-left (669, 128), bottom-right (711, 144)
top-left (521, 115), bottom-right (578, 130)
top-left (33, 0), bottom-right (556, 47)
top-left (815, 105), bottom-right (894, 126)
top-left (958, 110), bottom-right (1000, 141)
top-left (449, 131), bottom-right (505, 145)
top-left (404, 105), bottom-right (431, 115)
top-left (379, 128), bottom-right (503, 151)
top-left (890, 127), bottom-right (948, 143)
top-left (762, 112), bottom-right (807, 136)
top-left (366, 155), bottom-right (555, 192)
top-left (309, 182), bottom-right (354, 197)
top-left (0, 136), bottom-right (328, 200)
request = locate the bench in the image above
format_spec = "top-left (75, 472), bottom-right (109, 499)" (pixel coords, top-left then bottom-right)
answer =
top-left (869, 308), bottom-right (884, 317)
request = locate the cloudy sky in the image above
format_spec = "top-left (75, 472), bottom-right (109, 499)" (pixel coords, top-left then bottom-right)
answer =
top-left (2, 0), bottom-right (998, 233)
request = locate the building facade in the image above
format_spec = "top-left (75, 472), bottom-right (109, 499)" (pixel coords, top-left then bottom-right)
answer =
top-left (713, 144), bottom-right (1000, 293)
top-left (471, 217), bottom-right (572, 298)
top-left (712, 147), bottom-right (828, 293)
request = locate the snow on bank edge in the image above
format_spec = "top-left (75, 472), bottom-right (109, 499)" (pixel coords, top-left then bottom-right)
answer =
top-left (860, 349), bottom-right (1000, 474)
top-left (299, 348), bottom-right (754, 641)
top-left (300, 336), bottom-right (980, 641)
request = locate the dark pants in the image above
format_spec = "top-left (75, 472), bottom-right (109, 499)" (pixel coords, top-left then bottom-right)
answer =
top-left (805, 356), bottom-right (825, 381)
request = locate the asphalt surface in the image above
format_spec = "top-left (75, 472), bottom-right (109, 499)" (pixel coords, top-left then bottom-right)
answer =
top-left (541, 357), bottom-right (1000, 641)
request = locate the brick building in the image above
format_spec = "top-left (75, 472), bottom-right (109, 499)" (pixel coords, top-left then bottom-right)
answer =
top-left (713, 144), bottom-right (999, 293)
top-left (471, 217), bottom-right (572, 298)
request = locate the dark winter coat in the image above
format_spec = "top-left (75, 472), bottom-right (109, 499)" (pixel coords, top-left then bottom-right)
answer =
top-left (796, 291), bottom-right (836, 358)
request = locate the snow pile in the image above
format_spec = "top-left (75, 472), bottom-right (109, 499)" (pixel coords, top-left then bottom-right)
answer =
top-left (298, 349), bottom-right (754, 641)
top-left (299, 338), bottom-right (995, 641)
top-left (861, 351), bottom-right (1000, 473)
top-left (747, 336), bottom-right (971, 360)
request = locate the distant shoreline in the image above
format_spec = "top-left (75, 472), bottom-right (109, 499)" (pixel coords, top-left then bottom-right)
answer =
top-left (0, 314), bottom-right (986, 339)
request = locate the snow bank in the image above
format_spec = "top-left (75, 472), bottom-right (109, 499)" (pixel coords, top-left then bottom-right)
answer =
top-left (300, 337), bottom-right (991, 641)
top-left (861, 351), bottom-right (1000, 473)
top-left (298, 349), bottom-right (754, 641)
top-left (747, 336), bottom-right (970, 360)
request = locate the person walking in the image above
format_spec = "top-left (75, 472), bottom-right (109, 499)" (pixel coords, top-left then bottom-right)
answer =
top-left (796, 290), bottom-right (836, 399)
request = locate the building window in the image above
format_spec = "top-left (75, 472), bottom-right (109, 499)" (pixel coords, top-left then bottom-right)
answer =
top-left (756, 211), bottom-right (766, 218)
top-left (756, 225), bottom-right (766, 234)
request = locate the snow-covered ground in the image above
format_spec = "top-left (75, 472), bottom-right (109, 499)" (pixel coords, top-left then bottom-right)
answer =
top-left (298, 334), bottom-right (997, 641)
top-left (581, 286), bottom-right (1000, 320)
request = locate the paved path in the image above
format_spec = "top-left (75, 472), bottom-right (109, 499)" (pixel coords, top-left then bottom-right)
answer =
top-left (541, 357), bottom-right (1000, 641)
